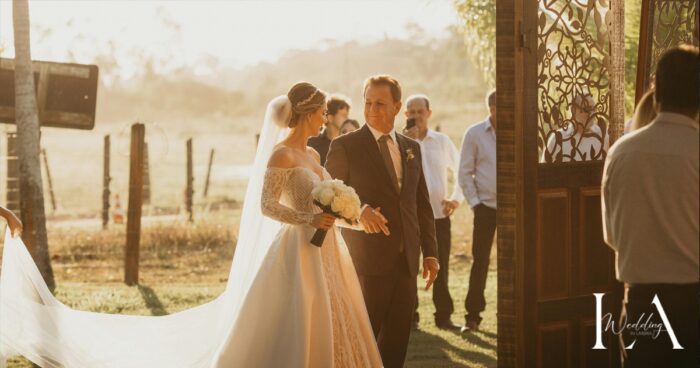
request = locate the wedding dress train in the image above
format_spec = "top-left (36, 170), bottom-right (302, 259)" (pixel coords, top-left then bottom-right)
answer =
top-left (0, 96), bottom-right (382, 368)
top-left (0, 167), bottom-right (381, 368)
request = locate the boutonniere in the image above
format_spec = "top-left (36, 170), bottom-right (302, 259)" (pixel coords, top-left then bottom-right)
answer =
top-left (405, 148), bottom-right (415, 162)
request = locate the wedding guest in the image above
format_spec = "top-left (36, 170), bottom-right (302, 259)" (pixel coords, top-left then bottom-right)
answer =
top-left (542, 93), bottom-right (610, 162)
top-left (308, 94), bottom-right (350, 165)
top-left (457, 89), bottom-right (497, 333)
top-left (403, 94), bottom-right (463, 331)
top-left (603, 45), bottom-right (699, 368)
top-left (340, 119), bottom-right (360, 135)
top-left (627, 89), bottom-right (656, 133)
top-left (0, 205), bottom-right (22, 237)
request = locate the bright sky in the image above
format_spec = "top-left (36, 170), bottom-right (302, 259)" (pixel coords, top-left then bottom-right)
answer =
top-left (0, 0), bottom-right (458, 79)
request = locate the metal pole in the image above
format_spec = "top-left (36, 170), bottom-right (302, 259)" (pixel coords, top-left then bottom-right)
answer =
top-left (41, 148), bottom-right (57, 212)
top-left (203, 148), bottom-right (214, 197)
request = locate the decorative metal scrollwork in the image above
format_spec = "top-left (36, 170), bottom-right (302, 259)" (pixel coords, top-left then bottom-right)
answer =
top-left (640, 0), bottom-right (698, 93)
top-left (538, 0), bottom-right (610, 163)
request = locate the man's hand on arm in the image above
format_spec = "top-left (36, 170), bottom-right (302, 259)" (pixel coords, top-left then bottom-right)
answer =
top-left (359, 206), bottom-right (390, 236)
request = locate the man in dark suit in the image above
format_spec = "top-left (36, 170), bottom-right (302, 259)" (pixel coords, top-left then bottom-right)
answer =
top-left (325, 75), bottom-right (439, 368)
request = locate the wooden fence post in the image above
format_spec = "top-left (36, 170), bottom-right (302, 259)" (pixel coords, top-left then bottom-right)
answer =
top-left (203, 148), bottom-right (214, 198)
top-left (186, 138), bottom-right (194, 222)
top-left (102, 135), bottom-right (111, 230)
top-left (125, 123), bottom-right (145, 286)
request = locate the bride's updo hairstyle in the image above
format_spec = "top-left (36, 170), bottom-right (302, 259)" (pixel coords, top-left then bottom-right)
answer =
top-left (287, 82), bottom-right (327, 128)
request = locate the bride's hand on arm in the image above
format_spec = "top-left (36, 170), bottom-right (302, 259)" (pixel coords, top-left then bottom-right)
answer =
top-left (311, 213), bottom-right (336, 230)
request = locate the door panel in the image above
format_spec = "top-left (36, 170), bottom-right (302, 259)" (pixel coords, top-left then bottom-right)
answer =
top-left (537, 322), bottom-right (573, 368)
top-left (578, 186), bottom-right (614, 293)
top-left (536, 190), bottom-right (570, 301)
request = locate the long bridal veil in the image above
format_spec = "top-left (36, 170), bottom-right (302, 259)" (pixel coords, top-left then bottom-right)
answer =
top-left (0, 96), bottom-right (290, 368)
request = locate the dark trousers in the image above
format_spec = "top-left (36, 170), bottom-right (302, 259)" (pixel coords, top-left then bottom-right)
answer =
top-left (414, 217), bottom-right (454, 324)
top-left (464, 204), bottom-right (497, 324)
top-left (358, 256), bottom-right (416, 368)
top-left (620, 283), bottom-right (699, 368)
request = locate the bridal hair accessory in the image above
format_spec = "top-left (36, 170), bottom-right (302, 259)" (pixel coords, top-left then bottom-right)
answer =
top-left (295, 89), bottom-right (320, 109)
top-left (270, 95), bottom-right (293, 128)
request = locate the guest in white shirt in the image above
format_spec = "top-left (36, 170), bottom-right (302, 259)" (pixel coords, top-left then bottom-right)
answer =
top-left (403, 94), bottom-right (464, 331)
top-left (457, 89), bottom-right (497, 333)
top-left (602, 45), bottom-right (699, 368)
top-left (542, 93), bottom-right (610, 162)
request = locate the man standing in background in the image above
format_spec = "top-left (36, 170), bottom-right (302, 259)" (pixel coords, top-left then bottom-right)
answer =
top-left (458, 89), bottom-right (497, 333)
top-left (308, 94), bottom-right (350, 165)
top-left (403, 94), bottom-right (463, 331)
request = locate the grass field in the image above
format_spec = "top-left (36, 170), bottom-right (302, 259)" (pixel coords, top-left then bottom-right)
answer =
top-left (1, 199), bottom-right (497, 368)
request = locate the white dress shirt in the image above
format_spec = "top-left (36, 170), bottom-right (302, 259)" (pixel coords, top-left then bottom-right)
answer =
top-left (602, 112), bottom-right (699, 284)
top-left (416, 129), bottom-right (464, 219)
top-left (542, 123), bottom-right (610, 162)
top-left (458, 118), bottom-right (497, 209)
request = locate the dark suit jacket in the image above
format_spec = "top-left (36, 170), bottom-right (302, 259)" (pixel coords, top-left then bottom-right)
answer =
top-left (307, 129), bottom-right (331, 166)
top-left (325, 124), bottom-right (438, 277)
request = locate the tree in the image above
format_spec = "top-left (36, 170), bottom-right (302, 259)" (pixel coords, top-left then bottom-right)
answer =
top-left (454, 0), bottom-right (496, 88)
top-left (13, 0), bottom-right (55, 291)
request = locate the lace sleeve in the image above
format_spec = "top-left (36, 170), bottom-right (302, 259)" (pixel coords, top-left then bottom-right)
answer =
top-left (261, 168), bottom-right (315, 225)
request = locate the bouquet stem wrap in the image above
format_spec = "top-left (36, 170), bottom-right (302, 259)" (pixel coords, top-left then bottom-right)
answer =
top-left (310, 229), bottom-right (328, 247)
top-left (310, 201), bottom-right (337, 247)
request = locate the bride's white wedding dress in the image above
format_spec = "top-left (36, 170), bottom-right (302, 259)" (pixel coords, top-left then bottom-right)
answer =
top-left (0, 95), bottom-right (382, 368)
top-left (213, 166), bottom-right (381, 367)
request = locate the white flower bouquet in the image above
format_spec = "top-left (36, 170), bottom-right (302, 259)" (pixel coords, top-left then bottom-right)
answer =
top-left (309, 179), bottom-right (361, 247)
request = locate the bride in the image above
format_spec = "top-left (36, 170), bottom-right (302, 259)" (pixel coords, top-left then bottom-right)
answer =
top-left (0, 82), bottom-right (383, 368)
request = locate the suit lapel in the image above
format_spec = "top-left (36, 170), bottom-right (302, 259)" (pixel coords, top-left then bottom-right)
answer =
top-left (361, 124), bottom-right (400, 195)
top-left (395, 133), bottom-right (409, 194)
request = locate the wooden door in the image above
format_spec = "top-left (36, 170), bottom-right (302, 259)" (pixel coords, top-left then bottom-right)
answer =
top-left (496, 1), bottom-right (625, 367)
